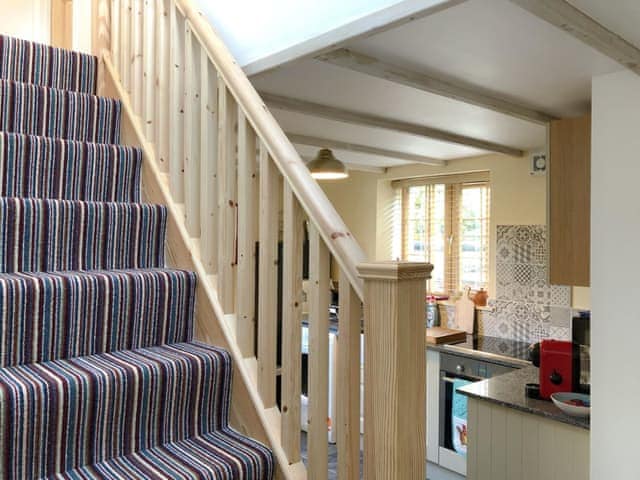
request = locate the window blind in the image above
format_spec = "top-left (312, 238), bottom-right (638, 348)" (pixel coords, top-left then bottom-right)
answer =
top-left (399, 172), bottom-right (490, 294)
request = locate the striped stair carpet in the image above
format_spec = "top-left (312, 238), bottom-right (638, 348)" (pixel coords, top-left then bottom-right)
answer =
top-left (0, 35), bottom-right (273, 480)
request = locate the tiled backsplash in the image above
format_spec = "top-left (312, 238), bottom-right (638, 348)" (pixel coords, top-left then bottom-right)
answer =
top-left (481, 225), bottom-right (573, 343)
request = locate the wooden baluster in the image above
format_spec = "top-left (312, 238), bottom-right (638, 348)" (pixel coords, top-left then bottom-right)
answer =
top-left (216, 80), bottom-right (238, 313)
top-left (168, 4), bottom-right (184, 202)
top-left (110, 0), bottom-right (120, 71)
top-left (337, 272), bottom-right (362, 480)
top-left (120, 0), bottom-right (130, 93)
top-left (141, 0), bottom-right (155, 142)
top-left (281, 183), bottom-right (303, 464)
top-left (236, 110), bottom-right (258, 355)
top-left (308, 224), bottom-right (330, 479)
top-left (154, 0), bottom-right (169, 172)
top-left (257, 141), bottom-right (279, 408)
top-left (130, 0), bottom-right (142, 115)
top-left (183, 22), bottom-right (201, 237)
top-left (199, 54), bottom-right (218, 274)
top-left (357, 262), bottom-right (432, 480)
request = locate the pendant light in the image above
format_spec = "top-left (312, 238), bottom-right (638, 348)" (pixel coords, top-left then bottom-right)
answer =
top-left (307, 148), bottom-right (349, 180)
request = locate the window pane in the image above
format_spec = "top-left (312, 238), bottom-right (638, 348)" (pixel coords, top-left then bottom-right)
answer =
top-left (459, 185), bottom-right (490, 291)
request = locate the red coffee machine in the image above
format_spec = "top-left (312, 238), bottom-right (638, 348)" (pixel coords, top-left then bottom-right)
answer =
top-left (529, 340), bottom-right (580, 399)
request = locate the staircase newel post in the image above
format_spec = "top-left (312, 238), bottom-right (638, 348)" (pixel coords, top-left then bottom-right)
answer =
top-left (357, 261), bottom-right (433, 480)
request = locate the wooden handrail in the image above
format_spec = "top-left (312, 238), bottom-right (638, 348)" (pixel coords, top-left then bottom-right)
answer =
top-left (97, 2), bottom-right (431, 479)
top-left (174, 0), bottom-right (366, 300)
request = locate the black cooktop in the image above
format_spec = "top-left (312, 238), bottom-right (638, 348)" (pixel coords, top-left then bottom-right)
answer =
top-left (447, 335), bottom-right (533, 362)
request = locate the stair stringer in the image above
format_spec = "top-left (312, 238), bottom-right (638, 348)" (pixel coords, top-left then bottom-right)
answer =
top-left (99, 53), bottom-right (307, 480)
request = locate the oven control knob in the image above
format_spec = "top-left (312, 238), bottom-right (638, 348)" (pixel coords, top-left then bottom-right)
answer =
top-left (550, 369), bottom-right (563, 385)
top-left (456, 364), bottom-right (465, 374)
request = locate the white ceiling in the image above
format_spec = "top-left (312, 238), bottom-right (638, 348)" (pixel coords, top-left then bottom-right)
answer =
top-left (251, 0), bottom-right (632, 168)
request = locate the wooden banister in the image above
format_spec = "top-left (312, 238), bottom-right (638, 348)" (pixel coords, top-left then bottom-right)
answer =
top-left (358, 262), bottom-right (432, 480)
top-left (99, 1), bottom-right (433, 479)
top-left (173, 0), bottom-right (366, 300)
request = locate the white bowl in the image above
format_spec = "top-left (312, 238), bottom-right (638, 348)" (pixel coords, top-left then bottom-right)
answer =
top-left (550, 392), bottom-right (591, 417)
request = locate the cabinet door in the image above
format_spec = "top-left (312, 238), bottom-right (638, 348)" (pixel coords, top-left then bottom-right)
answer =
top-left (549, 115), bottom-right (591, 287)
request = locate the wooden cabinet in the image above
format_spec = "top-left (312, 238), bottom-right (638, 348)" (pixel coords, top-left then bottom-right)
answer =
top-left (549, 115), bottom-right (591, 287)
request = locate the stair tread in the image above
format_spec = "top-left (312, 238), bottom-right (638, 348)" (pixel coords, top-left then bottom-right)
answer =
top-left (49, 428), bottom-right (274, 480)
top-left (0, 267), bottom-right (196, 367)
top-left (0, 131), bottom-right (142, 202)
top-left (0, 34), bottom-right (97, 94)
top-left (0, 196), bottom-right (167, 273)
top-left (0, 78), bottom-right (121, 144)
top-left (0, 342), bottom-right (245, 478)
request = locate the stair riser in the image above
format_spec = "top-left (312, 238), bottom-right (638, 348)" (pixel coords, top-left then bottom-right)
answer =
top-left (0, 132), bottom-right (141, 202)
top-left (0, 197), bottom-right (166, 273)
top-left (0, 269), bottom-right (195, 367)
top-left (0, 79), bottom-right (121, 144)
top-left (0, 35), bottom-right (97, 94)
top-left (0, 343), bottom-right (232, 479)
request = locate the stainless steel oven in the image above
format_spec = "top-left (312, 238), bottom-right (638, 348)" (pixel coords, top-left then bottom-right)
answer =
top-left (438, 353), bottom-right (517, 475)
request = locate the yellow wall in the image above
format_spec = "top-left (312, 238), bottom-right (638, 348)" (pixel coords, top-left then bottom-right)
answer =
top-left (321, 154), bottom-right (590, 309)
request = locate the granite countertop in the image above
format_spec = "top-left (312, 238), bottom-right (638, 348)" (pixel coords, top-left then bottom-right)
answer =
top-left (426, 334), bottom-right (532, 368)
top-left (458, 366), bottom-right (590, 430)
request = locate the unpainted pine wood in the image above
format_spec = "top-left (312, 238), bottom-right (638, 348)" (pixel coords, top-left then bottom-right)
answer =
top-left (171, 0), bottom-right (368, 300)
top-left (216, 80), bottom-right (238, 313)
top-left (235, 109), bottom-right (258, 356)
top-left (168, 3), bottom-right (185, 202)
top-left (130, 0), bottom-right (143, 115)
top-left (101, 52), bottom-right (299, 480)
top-left (141, 0), bottom-right (155, 141)
top-left (257, 141), bottom-right (279, 409)
top-left (308, 224), bottom-right (330, 479)
top-left (183, 22), bottom-right (201, 238)
top-left (154, 0), bottom-right (169, 172)
top-left (505, 409), bottom-right (524, 480)
top-left (549, 115), bottom-right (591, 286)
top-left (51, 0), bottom-right (74, 50)
top-left (120, 0), bottom-right (131, 92)
top-left (199, 54), bottom-right (218, 274)
top-left (337, 272), bottom-right (361, 480)
top-left (358, 262), bottom-right (430, 480)
top-left (280, 183), bottom-right (304, 464)
top-left (110, 0), bottom-right (120, 74)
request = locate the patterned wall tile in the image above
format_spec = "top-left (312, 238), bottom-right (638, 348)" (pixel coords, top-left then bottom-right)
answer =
top-left (493, 225), bottom-right (573, 342)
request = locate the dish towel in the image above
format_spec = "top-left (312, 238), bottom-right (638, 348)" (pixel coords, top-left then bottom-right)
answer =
top-left (452, 378), bottom-right (472, 456)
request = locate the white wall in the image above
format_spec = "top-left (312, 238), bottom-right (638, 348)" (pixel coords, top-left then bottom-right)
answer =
top-left (192, 0), bottom-right (449, 70)
top-left (591, 69), bottom-right (640, 479)
top-left (0, 0), bottom-right (50, 43)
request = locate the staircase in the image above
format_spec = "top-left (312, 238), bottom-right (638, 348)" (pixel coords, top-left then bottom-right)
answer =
top-left (0, 34), bottom-right (273, 479)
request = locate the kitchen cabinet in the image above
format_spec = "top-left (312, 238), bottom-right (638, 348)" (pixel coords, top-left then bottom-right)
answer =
top-left (549, 115), bottom-right (591, 287)
top-left (466, 397), bottom-right (589, 480)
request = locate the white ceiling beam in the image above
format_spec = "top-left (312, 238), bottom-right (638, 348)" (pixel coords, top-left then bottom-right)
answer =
top-left (509, 0), bottom-right (640, 76)
top-left (289, 133), bottom-right (446, 167)
top-left (316, 48), bottom-right (556, 125)
top-left (245, 0), bottom-right (468, 76)
top-left (262, 92), bottom-right (525, 157)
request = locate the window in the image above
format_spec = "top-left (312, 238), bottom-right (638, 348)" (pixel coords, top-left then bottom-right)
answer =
top-left (396, 173), bottom-right (490, 294)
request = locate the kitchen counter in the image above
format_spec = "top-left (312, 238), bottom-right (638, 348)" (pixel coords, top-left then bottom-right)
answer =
top-left (426, 334), bottom-right (532, 368)
top-left (458, 365), bottom-right (590, 430)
